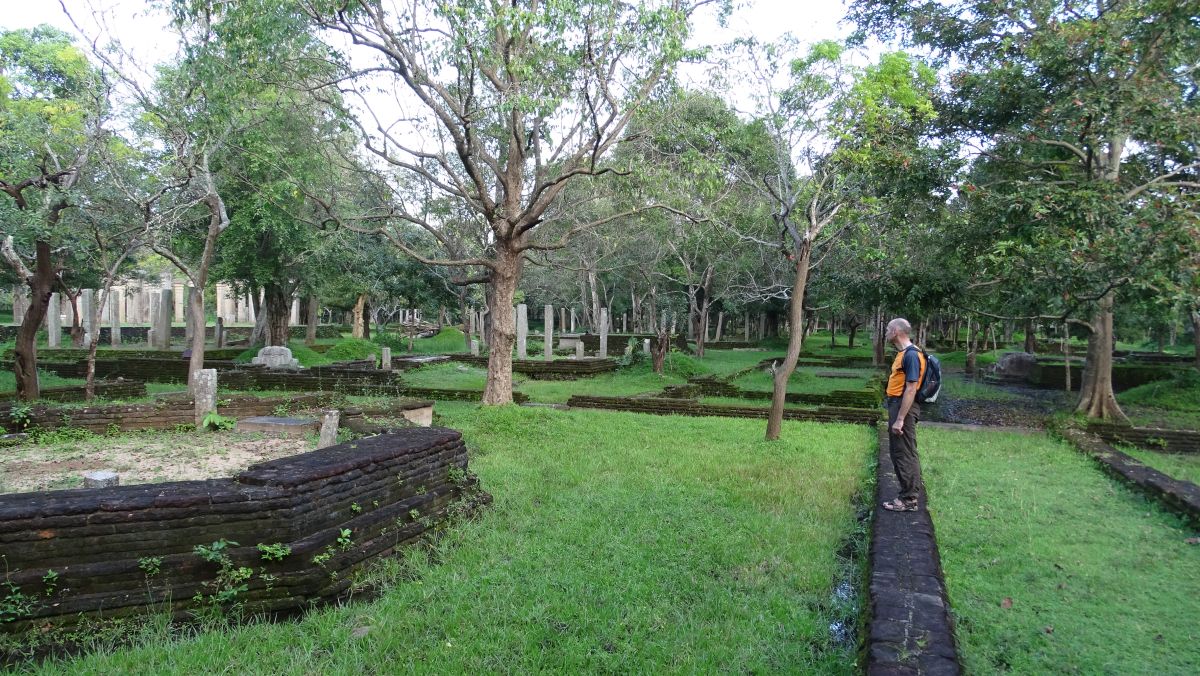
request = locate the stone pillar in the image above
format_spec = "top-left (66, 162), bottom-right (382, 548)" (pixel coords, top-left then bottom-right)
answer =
top-left (544, 304), bottom-right (554, 361)
top-left (290, 298), bottom-right (300, 326)
top-left (559, 307), bottom-right (566, 335)
top-left (47, 293), bottom-right (61, 348)
top-left (174, 283), bottom-right (185, 322)
top-left (745, 311), bottom-right (751, 342)
top-left (194, 368), bottom-right (217, 429)
top-left (467, 308), bottom-right (476, 337)
top-left (215, 317), bottom-right (225, 348)
top-left (80, 289), bottom-right (95, 346)
top-left (643, 338), bottom-right (651, 353)
top-left (246, 294), bottom-right (255, 323)
top-left (380, 346), bottom-right (392, 371)
top-left (599, 308), bottom-right (609, 359)
top-left (155, 288), bottom-right (173, 349)
top-left (215, 284), bottom-right (229, 325)
top-left (470, 339), bottom-right (480, 356)
top-left (12, 286), bottom-right (27, 325)
top-left (622, 313), bottom-right (627, 334)
top-left (110, 290), bottom-right (122, 346)
top-left (570, 308), bottom-right (576, 333)
top-left (516, 303), bottom-right (528, 360)
top-left (574, 342), bottom-right (584, 359)
top-left (126, 287), bottom-right (140, 327)
top-left (184, 286), bottom-right (195, 340)
top-left (83, 470), bottom-right (119, 488)
top-left (113, 285), bottom-right (126, 324)
top-left (317, 410), bottom-right (340, 449)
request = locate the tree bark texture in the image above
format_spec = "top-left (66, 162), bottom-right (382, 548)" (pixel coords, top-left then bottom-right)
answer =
top-left (766, 248), bottom-right (810, 441)
top-left (351, 293), bottom-right (368, 339)
top-left (1075, 293), bottom-right (1128, 422)
top-left (263, 283), bottom-right (291, 347)
top-left (12, 241), bottom-right (58, 401)
top-left (482, 241), bottom-right (521, 405)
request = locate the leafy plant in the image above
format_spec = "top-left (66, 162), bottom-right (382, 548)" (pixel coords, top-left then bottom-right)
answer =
top-left (201, 412), bottom-right (237, 431)
top-left (138, 557), bottom-right (163, 577)
top-left (337, 528), bottom-right (353, 551)
top-left (193, 540), bottom-right (252, 606)
top-left (0, 580), bottom-right (35, 623)
top-left (256, 543), bottom-right (291, 562)
top-left (41, 570), bottom-right (59, 596)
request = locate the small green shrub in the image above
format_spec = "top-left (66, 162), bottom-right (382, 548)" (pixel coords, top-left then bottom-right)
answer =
top-left (325, 338), bottom-right (380, 362)
top-left (201, 412), bottom-right (237, 431)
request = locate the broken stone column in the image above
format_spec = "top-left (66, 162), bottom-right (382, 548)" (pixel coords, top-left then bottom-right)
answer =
top-left (575, 342), bottom-right (584, 359)
top-left (599, 308), bottom-right (609, 359)
top-left (47, 293), bottom-right (61, 348)
top-left (215, 284), bottom-right (229, 325)
top-left (12, 286), bottom-right (26, 324)
top-left (215, 317), bottom-right (225, 348)
top-left (252, 345), bottom-right (300, 369)
top-left (470, 339), bottom-right (480, 356)
top-left (380, 346), bottom-right (392, 371)
top-left (317, 410), bottom-right (340, 449)
top-left (570, 308), bottom-right (576, 333)
top-left (516, 303), bottom-right (528, 360)
top-left (174, 283), bottom-right (185, 322)
top-left (194, 368), bottom-right (217, 429)
top-left (110, 292), bottom-right (121, 346)
top-left (184, 286), bottom-right (194, 340)
top-left (644, 338), bottom-right (651, 354)
top-left (622, 313), bottom-right (627, 334)
top-left (80, 289), bottom-right (95, 346)
top-left (745, 311), bottom-right (751, 342)
top-left (83, 470), bottom-right (119, 489)
top-left (290, 298), bottom-right (300, 326)
top-left (544, 304), bottom-right (554, 361)
top-left (154, 288), bottom-right (173, 349)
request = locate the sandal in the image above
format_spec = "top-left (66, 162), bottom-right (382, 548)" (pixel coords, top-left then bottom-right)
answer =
top-left (882, 498), bottom-right (918, 512)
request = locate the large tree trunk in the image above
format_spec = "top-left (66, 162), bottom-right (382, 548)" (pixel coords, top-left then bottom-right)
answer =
top-left (1076, 293), bottom-right (1128, 422)
top-left (482, 241), bottom-right (520, 405)
top-left (766, 248), bottom-right (811, 441)
top-left (186, 285), bottom-right (206, 394)
top-left (12, 241), bottom-right (58, 401)
top-left (351, 293), bottom-right (368, 339)
top-left (1023, 319), bottom-right (1036, 354)
top-left (69, 292), bottom-right (83, 348)
top-left (263, 283), bottom-right (291, 347)
top-left (305, 296), bottom-right (319, 346)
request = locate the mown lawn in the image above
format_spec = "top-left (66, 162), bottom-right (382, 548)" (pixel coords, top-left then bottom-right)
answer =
top-left (922, 427), bottom-right (1200, 674)
top-left (732, 367), bottom-right (877, 395)
top-left (31, 405), bottom-right (873, 674)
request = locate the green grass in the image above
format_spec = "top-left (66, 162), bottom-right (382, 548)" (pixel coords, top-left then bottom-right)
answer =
top-left (693, 348), bottom-right (782, 376)
top-left (1119, 446), bottom-right (1200, 486)
top-left (935, 349), bottom-right (1005, 367)
top-left (0, 370), bottom-right (84, 393)
top-left (732, 368), bottom-right (876, 395)
top-left (517, 366), bottom-right (686, 403)
top-left (939, 374), bottom-right (1023, 401)
top-left (34, 405), bottom-right (873, 674)
top-left (1118, 371), bottom-right (1200, 412)
top-left (402, 362), bottom-right (488, 390)
top-left (234, 341), bottom-right (333, 367)
top-left (922, 427), bottom-right (1200, 674)
top-left (386, 326), bottom-right (471, 354)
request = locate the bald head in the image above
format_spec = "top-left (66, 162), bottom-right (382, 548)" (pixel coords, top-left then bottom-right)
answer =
top-left (886, 318), bottom-right (912, 344)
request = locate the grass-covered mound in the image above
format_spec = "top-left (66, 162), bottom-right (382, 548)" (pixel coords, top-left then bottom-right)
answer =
top-left (923, 427), bottom-right (1200, 674)
top-left (1118, 370), bottom-right (1200, 429)
top-left (233, 341), bottom-right (332, 367)
top-left (324, 338), bottom-right (380, 362)
top-left (376, 326), bottom-right (470, 354)
top-left (33, 404), bottom-right (872, 674)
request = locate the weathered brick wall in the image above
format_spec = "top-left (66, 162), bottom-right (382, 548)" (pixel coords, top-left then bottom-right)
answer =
top-left (566, 395), bottom-right (881, 425)
top-left (446, 354), bottom-right (618, 379)
top-left (0, 380), bottom-right (146, 404)
top-left (0, 427), bottom-right (489, 631)
top-left (1087, 423), bottom-right (1200, 454)
top-left (0, 394), bottom-right (326, 434)
top-left (1028, 361), bottom-right (1174, 391)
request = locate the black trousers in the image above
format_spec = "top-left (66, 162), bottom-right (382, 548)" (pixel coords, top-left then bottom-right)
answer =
top-left (887, 398), bottom-right (923, 502)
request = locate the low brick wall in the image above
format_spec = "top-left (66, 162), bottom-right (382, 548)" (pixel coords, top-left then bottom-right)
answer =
top-left (865, 427), bottom-right (961, 674)
top-left (12, 348), bottom-right (245, 362)
top-left (0, 380), bottom-right (146, 404)
top-left (39, 358), bottom-right (240, 384)
top-left (0, 394), bottom-right (326, 434)
top-left (566, 395), bottom-right (880, 425)
top-left (0, 427), bottom-right (489, 631)
top-left (1086, 423), bottom-right (1200, 454)
top-left (685, 376), bottom-right (879, 408)
top-left (1027, 361), bottom-right (1174, 391)
top-left (1062, 428), bottom-right (1200, 525)
top-left (446, 354), bottom-right (619, 379)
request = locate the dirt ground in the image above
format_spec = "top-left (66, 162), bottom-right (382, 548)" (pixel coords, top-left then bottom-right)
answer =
top-left (0, 431), bottom-right (314, 494)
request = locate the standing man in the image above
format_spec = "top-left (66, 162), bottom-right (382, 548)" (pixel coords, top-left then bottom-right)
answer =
top-left (882, 317), bottom-right (926, 512)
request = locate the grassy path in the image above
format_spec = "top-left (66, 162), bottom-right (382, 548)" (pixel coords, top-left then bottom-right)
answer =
top-left (922, 427), bottom-right (1200, 674)
top-left (32, 405), bottom-right (871, 674)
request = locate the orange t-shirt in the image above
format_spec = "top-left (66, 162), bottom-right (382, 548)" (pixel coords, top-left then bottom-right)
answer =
top-left (886, 345), bottom-right (926, 397)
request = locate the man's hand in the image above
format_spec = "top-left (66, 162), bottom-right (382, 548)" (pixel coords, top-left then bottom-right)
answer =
top-left (891, 419), bottom-right (904, 435)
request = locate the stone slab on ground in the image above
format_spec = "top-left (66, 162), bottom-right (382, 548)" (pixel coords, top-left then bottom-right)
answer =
top-left (865, 426), bottom-right (962, 676)
top-left (236, 416), bottom-right (319, 437)
top-left (1063, 427), bottom-right (1200, 526)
